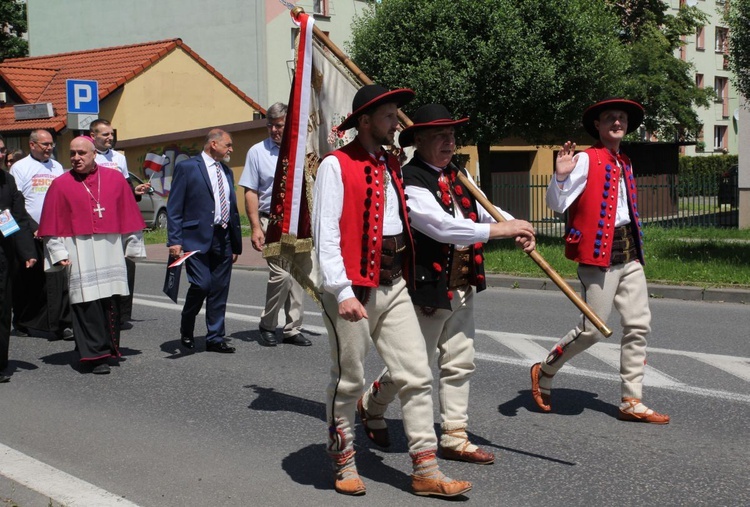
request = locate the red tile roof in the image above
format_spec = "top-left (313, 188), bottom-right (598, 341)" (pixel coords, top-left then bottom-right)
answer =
top-left (0, 39), bottom-right (264, 133)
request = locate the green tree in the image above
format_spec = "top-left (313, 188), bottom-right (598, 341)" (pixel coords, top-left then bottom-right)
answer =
top-left (0, 0), bottom-right (28, 61)
top-left (348, 0), bottom-right (628, 195)
top-left (726, 0), bottom-right (750, 100)
top-left (605, 0), bottom-right (713, 141)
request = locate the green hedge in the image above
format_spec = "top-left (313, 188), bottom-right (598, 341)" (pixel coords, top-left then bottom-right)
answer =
top-left (677, 154), bottom-right (738, 196)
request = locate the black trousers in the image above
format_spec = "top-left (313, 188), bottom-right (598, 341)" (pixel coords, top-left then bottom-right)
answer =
top-left (113, 257), bottom-right (136, 324)
top-left (71, 297), bottom-right (121, 363)
top-left (0, 250), bottom-right (12, 372)
top-left (12, 239), bottom-right (71, 333)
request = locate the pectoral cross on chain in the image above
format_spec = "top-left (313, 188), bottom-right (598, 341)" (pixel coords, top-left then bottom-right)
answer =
top-left (93, 204), bottom-right (105, 218)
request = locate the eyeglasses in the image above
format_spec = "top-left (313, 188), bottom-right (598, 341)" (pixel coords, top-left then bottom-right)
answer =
top-left (267, 123), bottom-right (285, 131)
top-left (35, 142), bottom-right (56, 148)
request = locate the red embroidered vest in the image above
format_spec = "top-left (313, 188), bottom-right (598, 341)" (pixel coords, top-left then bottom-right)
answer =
top-left (327, 140), bottom-right (415, 288)
top-left (564, 144), bottom-right (645, 267)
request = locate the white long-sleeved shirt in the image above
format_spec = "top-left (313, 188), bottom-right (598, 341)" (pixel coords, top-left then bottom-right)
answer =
top-left (312, 152), bottom-right (402, 303)
top-left (405, 158), bottom-right (513, 248)
top-left (546, 151), bottom-right (631, 227)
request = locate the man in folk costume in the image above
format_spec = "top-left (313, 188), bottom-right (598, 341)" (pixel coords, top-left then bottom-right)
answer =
top-left (530, 98), bottom-right (670, 424)
top-left (313, 85), bottom-right (471, 498)
top-left (358, 104), bottom-right (536, 464)
top-left (37, 136), bottom-right (146, 375)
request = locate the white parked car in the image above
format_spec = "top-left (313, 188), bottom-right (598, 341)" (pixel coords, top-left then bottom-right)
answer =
top-left (129, 172), bottom-right (168, 229)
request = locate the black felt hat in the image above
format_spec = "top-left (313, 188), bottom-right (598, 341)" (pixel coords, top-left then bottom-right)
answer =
top-left (337, 84), bottom-right (415, 131)
top-left (582, 98), bottom-right (644, 139)
top-left (398, 104), bottom-right (469, 148)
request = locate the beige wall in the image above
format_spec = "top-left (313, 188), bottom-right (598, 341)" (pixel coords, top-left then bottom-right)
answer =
top-left (104, 50), bottom-right (259, 140)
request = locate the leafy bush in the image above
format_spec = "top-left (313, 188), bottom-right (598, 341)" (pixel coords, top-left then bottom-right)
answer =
top-left (677, 154), bottom-right (737, 196)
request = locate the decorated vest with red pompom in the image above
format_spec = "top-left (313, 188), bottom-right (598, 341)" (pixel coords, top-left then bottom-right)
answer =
top-left (564, 144), bottom-right (645, 267)
top-left (327, 139), bottom-right (415, 288)
top-left (403, 157), bottom-right (487, 310)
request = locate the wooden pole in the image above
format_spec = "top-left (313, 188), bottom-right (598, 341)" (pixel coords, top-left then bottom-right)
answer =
top-left (454, 169), bottom-right (612, 337)
top-left (290, 6), bottom-right (612, 337)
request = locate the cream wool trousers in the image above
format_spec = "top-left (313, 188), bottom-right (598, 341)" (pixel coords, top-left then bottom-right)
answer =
top-left (365, 285), bottom-right (477, 427)
top-left (321, 277), bottom-right (437, 456)
top-left (541, 261), bottom-right (651, 399)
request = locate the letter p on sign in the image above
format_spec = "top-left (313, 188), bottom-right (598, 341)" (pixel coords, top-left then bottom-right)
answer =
top-left (66, 79), bottom-right (99, 115)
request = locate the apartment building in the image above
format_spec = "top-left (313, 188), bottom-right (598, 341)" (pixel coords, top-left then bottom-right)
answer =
top-left (672, 0), bottom-right (739, 155)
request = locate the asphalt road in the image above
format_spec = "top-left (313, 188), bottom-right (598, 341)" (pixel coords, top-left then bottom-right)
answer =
top-left (1, 263), bottom-right (749, 506)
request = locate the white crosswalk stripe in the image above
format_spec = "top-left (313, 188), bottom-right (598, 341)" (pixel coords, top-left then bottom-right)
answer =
top-left (133, 296), bottom-right (750, 404)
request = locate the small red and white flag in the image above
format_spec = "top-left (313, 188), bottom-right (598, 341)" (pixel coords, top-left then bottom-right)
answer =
top-left (143, 153), bottom-right (166, 172)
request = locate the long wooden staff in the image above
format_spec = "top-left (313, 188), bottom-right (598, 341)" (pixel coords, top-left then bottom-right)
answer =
top-left (453, 169), bottom-right (612, 336)
top-left (291, 7), bottom-right (613, 338)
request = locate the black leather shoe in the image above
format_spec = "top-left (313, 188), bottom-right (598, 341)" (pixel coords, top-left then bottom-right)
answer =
top-left (14, 325), bottom-right (30, 337)
top-left (282, 333), bottom-right (312, 346)
top-left (0, 375), bottom-right (10, 383)
top-left (181, 335), bottom-right (195, 349)
top-left (259, 328), bottom-right (278, 347)
top-left (206, 341), bottom-right (236, 353)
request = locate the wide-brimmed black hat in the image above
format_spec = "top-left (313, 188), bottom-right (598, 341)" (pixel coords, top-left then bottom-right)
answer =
top-left (398, 104), bottom-right (469, 148)
top-left (582, 98), bottom-right (644, 139)
top-left (337, 84), bottom-right (415, 131)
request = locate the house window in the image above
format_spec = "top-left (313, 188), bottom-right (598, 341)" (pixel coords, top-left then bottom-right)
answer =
top-left (714, 76), bottom-right (729, 117)
top-left (696, 26), bottom-right (704, 50)
top-left (314, 0), bottom-right (329, 16)
top-left (696, 73), bottom-right (704, 88)
top-left (715, 27), bottom-right (728, 53)
top-left (713, 125), bottom-right (727, 151)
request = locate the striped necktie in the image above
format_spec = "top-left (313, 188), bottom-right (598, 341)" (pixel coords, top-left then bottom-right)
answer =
top-left (215, 162), bottom-right (229, 227)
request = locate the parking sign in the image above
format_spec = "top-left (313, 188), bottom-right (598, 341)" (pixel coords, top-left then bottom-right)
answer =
top-left (66, 79), bottom-right (99, 114)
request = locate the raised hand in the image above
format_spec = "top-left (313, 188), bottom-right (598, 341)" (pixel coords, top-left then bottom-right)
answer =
top-left (555, 141), bottom-right (578, 181)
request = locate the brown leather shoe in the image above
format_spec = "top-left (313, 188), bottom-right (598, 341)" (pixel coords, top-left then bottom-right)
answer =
top-left (530, 362), bottom-right (551, 412)
top-left (335, 473), bottom-right (366, 496)
top-left (440, 445), bottom-right (495, 465)
top-left (411, 475), bottom-right (472, 497)
top-left (617, 398), bottom-right (670, 424)
top-left (357, 396), bottom-right (390, 447)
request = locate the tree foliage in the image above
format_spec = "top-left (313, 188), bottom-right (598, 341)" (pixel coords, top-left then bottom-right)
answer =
top-left (605, 0), bottom-right (713, 141)
top-left (349, 0), bottom-right (627, 147)
top-left (726, 0), bottom-right (750, 101)
top-left (0, 0), bottom-right (28, 61)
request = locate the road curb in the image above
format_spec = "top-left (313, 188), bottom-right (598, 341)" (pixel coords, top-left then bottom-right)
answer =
top-left (138, 259), bottom-right (748, 305)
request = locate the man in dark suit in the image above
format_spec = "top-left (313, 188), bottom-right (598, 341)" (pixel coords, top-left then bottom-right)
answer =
top-left (167, 129), bottom-right (242, 353)
top-left (1, 169), bottom-right (38, 382)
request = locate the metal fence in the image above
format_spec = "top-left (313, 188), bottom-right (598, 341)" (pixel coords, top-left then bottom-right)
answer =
top-left (489, 170), bottom-right (740, 237)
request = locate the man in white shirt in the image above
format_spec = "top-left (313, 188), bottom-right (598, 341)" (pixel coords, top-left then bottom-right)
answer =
top-left (10, 129), bottom-right (72, 340)
top-left (530, 98), bottom-right (669, 424)
top-left (358, 104), bottom-right (535, 465)
top-left (90, 119), bottom-right (149, 327)
top-left (238, 103), bottom-right (309, 347)
top-left (312, 85), bottom-right (471, 498)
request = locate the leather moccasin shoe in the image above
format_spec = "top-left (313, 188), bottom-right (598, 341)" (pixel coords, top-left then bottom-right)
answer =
top-left (617, 397), bottom-right (670, 424)
top-left (206, 341), bottom-right (236, 354)
top-left (357, 397), bottom-right (390, 447)
top-left (411, 475), bottom-right (472, 497)
top-left (440, 445), bottom-right (495, 465)
top-left (180, 335), bottom-right (195, 349)
top-left (530, 362), bottom-right (552, 412)
top-left (282, 333), bottom-right (312, 346)
top-left (334, 474), bottom-right (366, 496)
top-left (259, 328), bottom-right (278, 347)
